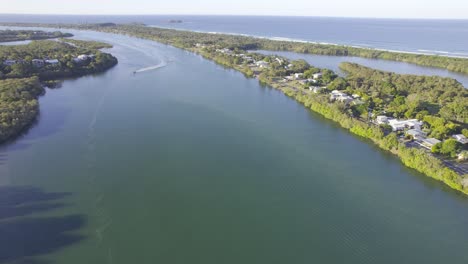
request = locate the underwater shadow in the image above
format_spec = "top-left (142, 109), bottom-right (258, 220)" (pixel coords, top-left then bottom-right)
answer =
top-left (0, 186), bottom-right (86, 263)
top-left (0, 186), bottom-right (71, 220)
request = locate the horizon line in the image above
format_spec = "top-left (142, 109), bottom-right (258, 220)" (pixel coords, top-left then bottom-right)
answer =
top-left (0, 13), bottom-right (467, 21)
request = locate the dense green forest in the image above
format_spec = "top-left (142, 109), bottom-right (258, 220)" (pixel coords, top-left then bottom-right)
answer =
top-left (0, 77), bottom-right (43, 143)
top-left (337, 63), bottom-right (467, 139)
top-left (0, 40), bottom-right (118, 80)
top-left (0, 29), bottom-right (72, 42)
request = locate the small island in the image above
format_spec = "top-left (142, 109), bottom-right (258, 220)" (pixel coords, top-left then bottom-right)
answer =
top-left (0, 36), bottom-right (118, 144)
top-left (168, 20), bottom-right (183, 24)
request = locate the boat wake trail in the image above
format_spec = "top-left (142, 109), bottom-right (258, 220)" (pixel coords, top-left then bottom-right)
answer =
top-left (134, 59), bottom-right (171, 73)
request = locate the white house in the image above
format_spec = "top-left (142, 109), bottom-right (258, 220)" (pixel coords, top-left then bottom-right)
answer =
top-left (256, 61), bottom-right (269, 68)
top-left (78, 54), bottom-right (90, 60)
top-left (309, 86), bottom-right (326, 93)
top-left (216, 48), bottom-right (232, 54)
top-left (45, 59), bottom-right (59, 65)
top-left (420, 138), bottom-right (441, 149)
top-left (294, 73), bottom-right (304, 79)
top-left (275, 58), bottom-right (284, 64)
top-left (3, 60), bottom-right (17, 66)
top-left (388, 119), bottom-right (423, 132)
top-left (452, 134), bottom-right (468, 145)
top-left (406, 129), bottom-right (427, 141)
top-left (313, 73), bottom-right (322, 79)
top-left (330, 90), bottom-right (353, 103)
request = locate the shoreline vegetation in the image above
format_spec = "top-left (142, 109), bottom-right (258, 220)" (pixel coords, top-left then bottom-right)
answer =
top-left (1, 24), bottom-right (467, 195)
top-left (0, 30), bottom-right (118, 144)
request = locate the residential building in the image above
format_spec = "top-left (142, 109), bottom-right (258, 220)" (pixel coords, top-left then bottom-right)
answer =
top-left (376, 116), bottom-right (389, 125)
top-left (452, 134), bottom-right (468, 145)
top-left (388, 119), bottom-right (423, 132)
top-left (310, 86), bottom-right (326, 93)
top-left (256, 61), bottom-right (269, 68)
top-left (406, 129), bottom-right (427, 141)
top-left (420, 138), bottom-right (441, 149)
top-left (294, 73), bottom-right (304, 79)
top-left (330, 90), bottom-right (353, 103)
top-left (32, 59), bottom-right (45, 67)
top-left (3, 60), bottom-right (17, 66)
top-left (313, 73), bottom-right (322, 79)
top-left (45, 59), bottom-right (59, 65)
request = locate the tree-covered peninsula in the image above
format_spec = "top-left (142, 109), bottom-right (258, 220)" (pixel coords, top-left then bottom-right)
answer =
top-left (0, 40), bottom-right (117, 80)
top-left (0, 38), bottom-right (118, 144)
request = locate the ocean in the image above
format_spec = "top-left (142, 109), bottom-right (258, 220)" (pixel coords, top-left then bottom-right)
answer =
top-left (0, 14), bottom-right (467, 57)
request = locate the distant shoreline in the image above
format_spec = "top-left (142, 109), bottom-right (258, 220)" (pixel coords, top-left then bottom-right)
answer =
top-left (148, 25), bottom-right (468, 59)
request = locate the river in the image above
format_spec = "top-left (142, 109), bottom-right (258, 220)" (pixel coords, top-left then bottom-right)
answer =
top-left (0, 29), bottom-right (468, 264)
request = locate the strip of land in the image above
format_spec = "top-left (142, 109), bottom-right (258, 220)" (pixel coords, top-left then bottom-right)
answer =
top-left (0, 33), bottom-right (118, 144)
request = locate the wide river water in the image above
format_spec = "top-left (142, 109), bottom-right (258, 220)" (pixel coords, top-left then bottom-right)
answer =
top-left (1, 29), bottom-right (468, 263)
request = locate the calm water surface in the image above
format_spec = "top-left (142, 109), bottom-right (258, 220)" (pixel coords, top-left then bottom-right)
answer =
top-left (0, 29), bottom-right (468, 264)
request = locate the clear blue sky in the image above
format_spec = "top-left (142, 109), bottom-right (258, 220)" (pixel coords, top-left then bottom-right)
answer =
top-left (1, 0), bottom-right (467, 19)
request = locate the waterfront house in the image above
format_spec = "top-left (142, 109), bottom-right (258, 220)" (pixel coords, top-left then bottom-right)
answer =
top-left (32, 59), bottom-right (45, 67)
top-left (420, 138), bottom-right (441, 149)
top-left (216, 48), bottom-right (232, 55)
top-left (3, 60), bottom-right (17, 66)
top-left (275, 58), bottom-right (284, 64)
top-left (452, 134), bottom-right (468, 145)
top-left (243, 56), bottom-right (254, 63)
top-left (256, 61), bottom-right (270, 68)
top-left (406, 129), bottom-right (427, 141)
top-left (45, 59), bottom-right (60, 65)
top-left (330, 90), bottom-right (353, 103)
top-left (310, 86), bottom-right (326, 93)
top-left (376, 116), bottom-right (389, 125)
top-left (78, 54), bottom-right (90, 60)
top-left (313, 73), bottom-right (322, 79)
top-left (294, 73), bottom-right (304, 79)
top-left (388, 119), bottom-right (423, 132)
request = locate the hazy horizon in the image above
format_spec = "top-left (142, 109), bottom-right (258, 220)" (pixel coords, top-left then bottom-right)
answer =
top-left (1, 0), bottom-right (467, 20)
